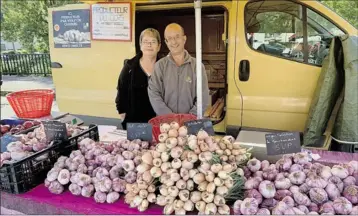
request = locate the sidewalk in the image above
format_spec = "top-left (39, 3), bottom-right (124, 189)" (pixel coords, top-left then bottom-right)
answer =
top-left (1, 75), bottom-right (59, 119)
top-left (1, 75), bottom-right (55, 93)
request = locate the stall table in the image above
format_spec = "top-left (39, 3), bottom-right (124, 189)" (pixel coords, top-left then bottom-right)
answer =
top-left (1, 184), bottom-right (163, 215)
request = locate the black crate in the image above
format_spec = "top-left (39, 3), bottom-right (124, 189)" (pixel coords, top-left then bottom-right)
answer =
top-left (0, 125), bottom-right (99, 194)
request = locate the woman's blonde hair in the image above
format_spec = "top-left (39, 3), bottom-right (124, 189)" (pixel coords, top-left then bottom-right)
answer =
top-left (139, 28), bottom-right (161, 44)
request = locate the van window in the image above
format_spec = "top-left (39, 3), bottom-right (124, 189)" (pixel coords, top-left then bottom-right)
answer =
top-left (245, 1), bottom-right (345, 66)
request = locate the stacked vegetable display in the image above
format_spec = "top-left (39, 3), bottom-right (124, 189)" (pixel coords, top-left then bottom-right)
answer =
top-left (0, 123), bottom-right (85, 167)
top-left (0, 120), bottom-right (40, 137)
top-left (233, 152), bottom-right (358, 215)
top-left (44, 137), bottom-right (151, 203)
top-left (124, 122), bottom-right (249, 215)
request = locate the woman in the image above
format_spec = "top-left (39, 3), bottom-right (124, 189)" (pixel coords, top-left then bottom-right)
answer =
top-left (115, 28), bottom-right (161, 129)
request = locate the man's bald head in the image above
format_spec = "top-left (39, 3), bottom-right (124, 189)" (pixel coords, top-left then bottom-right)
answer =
top-left (164, 23), bottom-right (185, 36)
top-left (164, 23), bottom-right (187, 56)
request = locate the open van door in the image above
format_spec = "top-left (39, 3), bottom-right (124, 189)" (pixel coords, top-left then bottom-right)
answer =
top-left (227, 0), bottom-right (356, 134)
top-left (48, 2), bottom-right (136, 119)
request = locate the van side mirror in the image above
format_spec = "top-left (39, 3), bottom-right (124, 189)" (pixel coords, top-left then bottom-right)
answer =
top-left (239, 60), bottom-right (250, 81)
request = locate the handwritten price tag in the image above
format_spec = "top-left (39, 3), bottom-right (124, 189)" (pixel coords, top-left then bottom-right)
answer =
top-left (265, 132), bottom-right (301, 155)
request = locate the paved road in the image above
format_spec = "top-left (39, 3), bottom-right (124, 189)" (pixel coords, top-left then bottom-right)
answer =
top-left (1, 75), bottom-right (59, 119)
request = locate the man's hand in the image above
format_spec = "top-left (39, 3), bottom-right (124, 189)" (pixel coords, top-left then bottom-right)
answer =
top-left (119, 113), bottom-right (126, 120)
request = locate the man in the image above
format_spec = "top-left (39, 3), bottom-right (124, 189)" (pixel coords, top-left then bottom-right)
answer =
top-left (148, 23), bottom-right (210, 116)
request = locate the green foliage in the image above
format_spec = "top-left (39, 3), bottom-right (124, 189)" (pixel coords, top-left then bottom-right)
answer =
top-left (1, 0), bottom-right (80, 53)
top-left (320, 0), bottom-right (358, 29)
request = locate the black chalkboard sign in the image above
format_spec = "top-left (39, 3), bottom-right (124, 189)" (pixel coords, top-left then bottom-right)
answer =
top-left (265, 132), bottom-right (301, 155)
top-left (127, 123), bottom-right (153, 141)
top-left (42, 120), bottom-right (68, 142)
top-left (184, 119), bottom-right (215, 136)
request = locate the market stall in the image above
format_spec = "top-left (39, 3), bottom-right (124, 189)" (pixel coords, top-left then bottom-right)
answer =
top-left (1, 109), bottom-right (358, 215)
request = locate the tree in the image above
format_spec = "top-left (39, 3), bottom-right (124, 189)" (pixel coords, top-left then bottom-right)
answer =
top-left (1, 0), bottom-right (80, 53)
top-left (320, 0), bottom-right (358, 29)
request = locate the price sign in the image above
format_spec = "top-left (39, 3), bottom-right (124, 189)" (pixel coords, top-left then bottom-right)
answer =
top-left (184, 119), bottom-right (215, 136)
top-left (126, 123), bottom-right (152, 141)
top-left (42, 120), bottom-right (68, 142)
top-left (1, 135), bottom-right (21, 152)
top-left (265, 132), bottom-right (301, 155)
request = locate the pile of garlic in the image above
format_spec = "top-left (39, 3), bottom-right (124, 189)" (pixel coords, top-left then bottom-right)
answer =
top-left (125, 121), bottom-right (248, 215)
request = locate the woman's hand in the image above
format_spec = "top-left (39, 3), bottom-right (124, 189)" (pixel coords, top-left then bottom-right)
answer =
top-left (119, 113), bottom-right (126, 120)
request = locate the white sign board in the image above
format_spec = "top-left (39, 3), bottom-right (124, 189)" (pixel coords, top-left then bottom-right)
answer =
top-left (90, 3), bottom-right (132, 41)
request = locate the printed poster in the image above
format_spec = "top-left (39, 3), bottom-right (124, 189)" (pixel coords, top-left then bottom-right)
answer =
top-left (91, 3), bottom-right (132, 41)
top-left (53, 9), bottom-right (91, 48)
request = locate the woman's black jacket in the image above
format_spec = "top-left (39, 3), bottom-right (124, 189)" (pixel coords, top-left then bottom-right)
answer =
top-left (115, 52), bottom-right (157, 129)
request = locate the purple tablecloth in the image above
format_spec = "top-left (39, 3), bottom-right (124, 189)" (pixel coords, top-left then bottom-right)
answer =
top-left (4, 184), bottom-right (164, 215)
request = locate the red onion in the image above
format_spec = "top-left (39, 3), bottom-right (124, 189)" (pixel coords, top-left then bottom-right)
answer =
top-left (274, 190), bottom-right (292, 201)
top-left (308, 211), bottom-right (319, 215)
top-left (240, 198), bottom-right (259, 215)
top-left (343, 185), bottom-right (358, 204)
top-left (333, 197), bottom-right (353, 215)
top-left (325, 183), bottom-right (341, 201)
top-left (247, 158), bottom-right (261, 172)
top-left (244, 189), bottom-right (263, 204)
top-left (258, 180), bottom-right (276, 199)
top-left (309, 188), bottom-right (328, 204)
top-left (343, 176), bottom-right (357, 187)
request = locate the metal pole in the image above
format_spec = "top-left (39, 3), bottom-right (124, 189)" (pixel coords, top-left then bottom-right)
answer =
top-left (194, 0), bottom-right (202, 119)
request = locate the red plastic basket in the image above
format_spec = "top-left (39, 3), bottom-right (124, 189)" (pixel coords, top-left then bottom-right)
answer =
top-left (6, 89), bottom-right (55, 118)
top-left (149, 113), bottom-right (197, 143)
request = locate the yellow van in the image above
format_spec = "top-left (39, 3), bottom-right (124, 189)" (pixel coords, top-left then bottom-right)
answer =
top-left (49, 0), bottom-right (357, 136)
